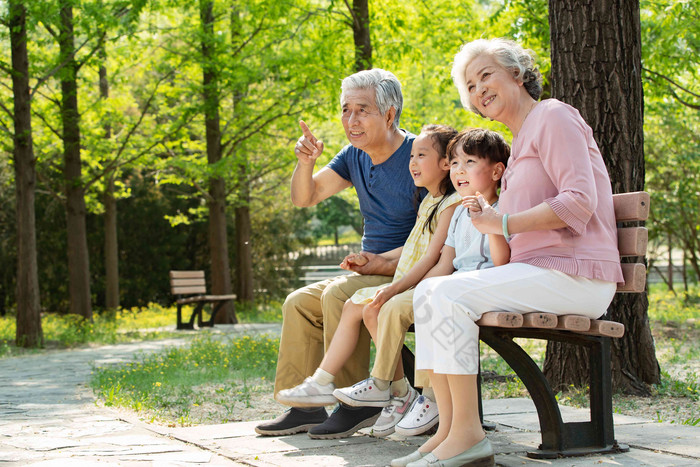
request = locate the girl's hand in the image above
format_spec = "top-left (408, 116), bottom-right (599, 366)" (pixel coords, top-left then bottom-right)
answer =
top-left (470, 193), bottom-right (504, 235)
top-left (367, 285), bottom-right (395, 311)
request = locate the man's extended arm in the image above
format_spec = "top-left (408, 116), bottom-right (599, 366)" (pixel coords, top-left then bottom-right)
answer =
top-left (290, 120), bottom-right (351, 207)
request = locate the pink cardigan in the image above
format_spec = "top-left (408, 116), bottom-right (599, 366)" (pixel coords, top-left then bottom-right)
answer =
top-left (500, 99), bottom-right (624, 284)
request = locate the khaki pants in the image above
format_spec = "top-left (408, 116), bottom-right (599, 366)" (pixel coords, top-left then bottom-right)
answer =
top-left (273, 273), bottom-right (391, 395)
top-left (370, 288), bottom-right (430, 388)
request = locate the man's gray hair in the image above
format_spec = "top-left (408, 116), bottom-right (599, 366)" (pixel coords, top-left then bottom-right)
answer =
top-left (341, 69), bottom-right (403, 129)
top-left (452, 38), bottom-right (543, 114)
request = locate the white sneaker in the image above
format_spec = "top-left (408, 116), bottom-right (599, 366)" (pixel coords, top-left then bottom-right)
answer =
top-left (370, 386), bottom-right (419, 437)
top-left (333, 377), bottom-right (391, 407)
top-left (275, 377), bottom-right (337, 407)
top-left (395, 394), bottom-right (439, 436)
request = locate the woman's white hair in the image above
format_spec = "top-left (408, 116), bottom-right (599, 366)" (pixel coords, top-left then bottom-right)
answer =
top-left (452, 38), bottom-right (543, 114)
top-left (341, 69), bottom-right (403, 130)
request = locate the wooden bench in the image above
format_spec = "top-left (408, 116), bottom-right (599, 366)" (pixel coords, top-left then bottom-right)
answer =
top-left (402, 191), bottom-right (649, 459)
top-left (169, 270), bottom-right (236, 330)
top-left (474, 191), bottom-right (649, 458)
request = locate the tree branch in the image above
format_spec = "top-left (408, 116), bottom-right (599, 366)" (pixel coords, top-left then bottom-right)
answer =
top-left (36, 168), bottom-right (65, 202)
top-left (0, 100), bottom-right (13, 121)
top-left (83, 69), bottom-right (178, 188)
top-left (41, 21), bottom-right (58, 39)
top-left (643, 66), bottom-right (700, 101)
top-left (0, 59), bottom-right (12, 74)
top-left (0, 116), bottom-right (12, 138)
top-left (75, 31), bottom-right (107, 72)
top-left (32, 109), bottom-right (63, 140)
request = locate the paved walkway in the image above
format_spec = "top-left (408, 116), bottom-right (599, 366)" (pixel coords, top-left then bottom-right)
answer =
top-left (1, 324), bottom-right (698, 466)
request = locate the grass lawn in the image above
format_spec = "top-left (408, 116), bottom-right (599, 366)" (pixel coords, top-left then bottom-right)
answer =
top-left (0, 300), bottom-right (283, 358)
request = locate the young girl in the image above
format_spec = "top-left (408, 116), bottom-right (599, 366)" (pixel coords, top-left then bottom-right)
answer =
top-left (276, 125), bottom-right (461, 433)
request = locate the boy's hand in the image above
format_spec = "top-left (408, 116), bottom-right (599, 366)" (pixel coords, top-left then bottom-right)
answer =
top-left (462, 195), bottom-right (481, 212)
top-left (294, 120), bottom-right (324, 165)
top-left (470, 192), bottom-right (503, 235)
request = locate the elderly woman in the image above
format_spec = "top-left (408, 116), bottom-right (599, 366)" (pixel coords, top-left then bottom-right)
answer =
top-left (392, 39), bottom-right (623, 467)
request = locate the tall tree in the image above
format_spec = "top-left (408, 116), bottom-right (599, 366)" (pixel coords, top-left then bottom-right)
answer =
top-left (544, 0), bottom-right (660, 395)
top-left (58, 0), bottom-right (92, 319)
top-left (229, 4), bottom-right (252, 303)
top-left (98, 34), bottom-right (120, 310)
top-left (200, 0), bottom-right (236, 322)
top-left (9, 0), bottom-right (43, 347)
top-left (347, 0), bottom-right (371, 70)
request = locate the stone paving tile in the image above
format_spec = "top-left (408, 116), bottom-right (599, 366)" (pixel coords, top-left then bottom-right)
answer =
top-left (616, 422), bottom-right (700, 458)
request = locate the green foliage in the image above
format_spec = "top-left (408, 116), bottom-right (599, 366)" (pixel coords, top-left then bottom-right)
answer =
top-left (311, 196), bottom-right (363, 243)
top-left (647, 283), bottom-right (700, 326)
top-left (229, 300), bottom-right (283, 323)
top-left (641, 0), bottom-right (700, 282)
top-left (0, 303), bottom-right (176, 353)
top-left (90, 335), bottom-right (279, 424)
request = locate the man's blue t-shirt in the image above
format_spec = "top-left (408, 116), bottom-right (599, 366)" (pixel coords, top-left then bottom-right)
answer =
top-left (327, 132), bottom-right (421, 254)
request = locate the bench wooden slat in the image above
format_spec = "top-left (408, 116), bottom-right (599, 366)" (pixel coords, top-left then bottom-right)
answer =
top-left (176, 294), bottom-right (237, 305)
top-left (613, 191), bottom-right (650, 222)
top-left (580, 320), bottom-right (625, 338)
top-left (617, 263), bottom-right (646, 293)
top-left (522, 312), bottom-right (558, 328)
top-left (171, 278), bottom-right (207, 287)
top-left (170, 270), bottom-right (205, 279)
top-left (477, 312), bottom-right (523, 328)
top-left (172, 286), bottom-right (207, 295)
top-left (617, 227), bottom-right (648, 257)
top-left (555, 315), bottom-right (591, 332)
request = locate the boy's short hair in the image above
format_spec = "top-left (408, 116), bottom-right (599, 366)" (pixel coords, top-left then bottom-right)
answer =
top-left (447, 128), bottom-right (510, 166)
top-left (447, 128), bottom-right (510, 186)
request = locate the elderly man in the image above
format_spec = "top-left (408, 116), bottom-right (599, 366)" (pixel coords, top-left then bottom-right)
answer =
top-left (255, 69), bottom-right (421, 439)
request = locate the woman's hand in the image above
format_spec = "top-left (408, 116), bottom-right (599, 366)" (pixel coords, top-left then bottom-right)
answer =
top-left (469, 192), bottom-right (504, 235)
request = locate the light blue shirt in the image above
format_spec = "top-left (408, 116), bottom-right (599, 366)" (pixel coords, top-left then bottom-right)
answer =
top-left (445, 203), bottom-right (499, 272)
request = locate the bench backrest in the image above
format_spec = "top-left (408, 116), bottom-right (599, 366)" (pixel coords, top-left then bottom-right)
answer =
top-left (613, 191), bottom-right (649, 293)
top-left (170, 270), bottom-right (207, 296)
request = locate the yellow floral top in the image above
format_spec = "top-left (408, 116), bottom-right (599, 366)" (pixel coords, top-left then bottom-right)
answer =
top-left (350, 191), bottom-right (461, 304)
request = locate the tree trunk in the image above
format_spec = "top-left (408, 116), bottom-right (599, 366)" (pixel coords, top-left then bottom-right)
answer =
top-left (10, 0), bottom-right (43, 347)
top-left (99, 40), bottom-right (120, 310)
top-left (230, 5), bottom-right (254, 303)
top-left (201, 0), bottom-right (236, 323)
top-left (59, 1), bottom-right (92, 320)
top-left (234, 200), bottom-right (254, 302)
top-left (545, 0), bottom-right (659, 395)
top-left (666, 232), bottom-right (673, 291)
top-left (350, 0), bottom-right (372, 71)
top-left (104, 175), bottom-right (119, 309)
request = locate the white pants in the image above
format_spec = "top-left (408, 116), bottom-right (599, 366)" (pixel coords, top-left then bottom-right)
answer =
top-left (414, 263), bottom-right (617, 375)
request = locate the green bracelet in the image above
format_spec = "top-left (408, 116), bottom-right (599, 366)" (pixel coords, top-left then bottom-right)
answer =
top-left (502, 213), bottom-right (510, 239)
